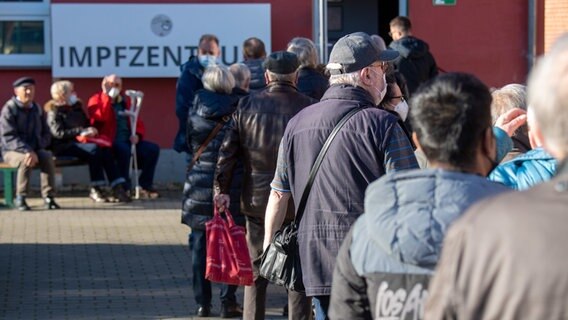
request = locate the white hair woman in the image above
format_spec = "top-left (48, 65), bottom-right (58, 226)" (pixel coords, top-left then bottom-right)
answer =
top-left (287, 37), bottom-right (329, 99)
top-left (45, 80), bottom-right (130, 203)
top-left (181, 64), bottom-right (244, 317)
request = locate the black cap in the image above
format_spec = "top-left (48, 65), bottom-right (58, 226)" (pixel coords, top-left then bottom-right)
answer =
top-left (12, 77), bottom-right (36, 88)
top-left (263, 51), bottom-right (300, 75)
top-left (327, 32), bottom-right (399, 75)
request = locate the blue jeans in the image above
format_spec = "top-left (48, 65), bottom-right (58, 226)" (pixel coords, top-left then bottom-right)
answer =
top-left (55, 143), bottom-right (123, 187)
top-left (313, 295), bottom-right (330, 320)
top-left (188, 229), bottom-right (237, 307)
top-left (113, 140), bottom-right (160, 190)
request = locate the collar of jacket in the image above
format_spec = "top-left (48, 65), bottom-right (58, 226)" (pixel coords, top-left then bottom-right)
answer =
top-left (11, 96), bottom-right (37, 111)
top-left (266, 81), bottom-right (297, 92)
top-left (320, 84), bottom-right (376, 106)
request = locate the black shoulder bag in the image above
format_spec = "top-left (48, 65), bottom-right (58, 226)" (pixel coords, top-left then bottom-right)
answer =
top-left (259, 106), bottom-right (363, 292)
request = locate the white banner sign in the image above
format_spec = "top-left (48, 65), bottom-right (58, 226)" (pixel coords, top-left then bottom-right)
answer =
top-left (51, 4), bottom-right (271, 78)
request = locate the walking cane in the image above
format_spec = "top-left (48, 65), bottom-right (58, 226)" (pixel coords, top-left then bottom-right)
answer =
top-left (124, 90), bottom-right (144, 199)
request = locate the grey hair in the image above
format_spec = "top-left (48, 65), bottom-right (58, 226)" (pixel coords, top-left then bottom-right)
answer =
top-left (490, 83), bottom-right (527, 123)
top-left (229, 63), bottom-right (251, 90)
top-left (202, 65), bottom-right (235, 94)
top-left (287, 37), bottom-right (319, 68)
top-left (266, 70), bottom-right (297, 83)
top-left (329, 71), bottom-right (362, 87)
top-left (527, 33), bottom-right (568, 157)
top-left (50, 80), bottom-right (73, 100)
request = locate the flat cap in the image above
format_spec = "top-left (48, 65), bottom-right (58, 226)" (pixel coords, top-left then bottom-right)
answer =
top-left (327, 32), bottom-right (399, 75)
top-left (263, 51), bottom-right (300, 75)
top-left (13, 77), bottom-right (36, 88)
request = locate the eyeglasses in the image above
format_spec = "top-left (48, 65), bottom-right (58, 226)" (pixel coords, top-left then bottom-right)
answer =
top-left (369, 62), bottom-right (388, 73)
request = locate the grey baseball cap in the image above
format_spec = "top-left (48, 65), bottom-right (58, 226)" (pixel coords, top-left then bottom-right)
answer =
top-left (327, 32), bottom-right (399, 75)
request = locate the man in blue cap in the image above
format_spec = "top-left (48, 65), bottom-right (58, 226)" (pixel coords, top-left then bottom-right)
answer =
top-left (0, 77), bottom-right (60, 211)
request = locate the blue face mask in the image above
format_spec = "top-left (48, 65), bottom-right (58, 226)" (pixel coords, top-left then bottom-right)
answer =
top-left (198, 55), bottom-right (218, 68)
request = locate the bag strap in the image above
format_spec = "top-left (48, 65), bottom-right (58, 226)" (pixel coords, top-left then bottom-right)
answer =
top-left (187, 116), bottom-right (229, 172)
top-left (294, 106), bottom-right (364, 225)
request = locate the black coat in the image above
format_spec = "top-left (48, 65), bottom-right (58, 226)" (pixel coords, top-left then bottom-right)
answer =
top-left (45, 100), bottom-right (90, 154)
top-left (182, 89), bottom-right (243, 229)
top-left (215, 82), bottom-right (316, 219)
top-left (389, 36), bottom-right (438, 95)
top-left (297, 67), bottom-right (329, 100)
top-left (0, 97), bottom-right (51, 154)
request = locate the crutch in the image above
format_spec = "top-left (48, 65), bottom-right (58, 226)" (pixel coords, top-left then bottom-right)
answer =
top-left (124, 90), bottom-right (144, 199)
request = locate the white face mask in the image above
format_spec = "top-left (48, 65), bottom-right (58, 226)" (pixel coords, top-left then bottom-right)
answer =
top-left (393, 99), bottom-right (409, 121)
top-left (198, 54), bottom-right (218, 68)
top-left (68, 93), bottom-right (78, 105)
top-left (107, 87), bottom-right (120, 99)
top-left (370, 68), bottom-right (388, 105)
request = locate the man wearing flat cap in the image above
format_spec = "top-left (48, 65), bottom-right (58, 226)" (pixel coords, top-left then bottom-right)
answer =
top-left (1, 77), bottom-right (60, 211)
top-left (263, 32), bottom-right (419, 319)
top-left (214, 51), bottom-right (315, 320)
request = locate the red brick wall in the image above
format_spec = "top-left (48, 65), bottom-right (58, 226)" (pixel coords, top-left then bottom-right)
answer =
top-left (408, 0), bottom-right (528, 87)
top-left (545, 0), bottom-right (568, 52)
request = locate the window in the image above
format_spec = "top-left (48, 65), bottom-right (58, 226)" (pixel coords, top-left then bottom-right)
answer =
top-left (0, 0), bottom-right (50, 67)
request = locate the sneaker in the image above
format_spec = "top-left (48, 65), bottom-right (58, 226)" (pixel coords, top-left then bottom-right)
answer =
top-left (14, 196), bottom-right (31, 211)
top-left (196, 305), bottom-right (211, 317)
top-left (139, 188), bottom-right (160, 199)
top-left (112, 184), bottom-right (131, 203)
top-left (89, 187), bottom-right (108, 203)
top-left (220, 302), bottom-right (243, 318)
top-left (44, 196), bottom-right (61, 210)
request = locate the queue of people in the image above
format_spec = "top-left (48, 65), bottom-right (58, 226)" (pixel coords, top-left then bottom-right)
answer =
top-left (0, 74), bottom-right (161, 210)
top-left (176, 20), bottom-right (568, 320)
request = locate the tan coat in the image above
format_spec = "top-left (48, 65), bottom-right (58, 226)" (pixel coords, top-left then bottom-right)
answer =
top-left (425, 162), bottom-right (568, 320)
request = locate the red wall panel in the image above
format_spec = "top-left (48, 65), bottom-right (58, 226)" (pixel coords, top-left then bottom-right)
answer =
top-left (408, 0), bottom-right (528, 87)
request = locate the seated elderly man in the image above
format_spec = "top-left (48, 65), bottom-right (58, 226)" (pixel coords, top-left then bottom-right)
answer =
top-left (87, 74), bottom-right (160, 199)
top-left (0, 77), bottom-right (60, 211)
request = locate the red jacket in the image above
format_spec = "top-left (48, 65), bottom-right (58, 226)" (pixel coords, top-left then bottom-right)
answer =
top-left (87, 91), bottom-right (145, 145)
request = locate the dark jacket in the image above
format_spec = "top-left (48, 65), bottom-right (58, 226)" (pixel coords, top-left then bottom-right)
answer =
top-left (215, 82), bottom-right (316, 219)
top-left (426, 162), bottom-right (568, 320)
top-left (243, 58), bottom-right (266, 92)
top-left (297, 67), bottom-right (329, 100)
top-left (329, 169), bottom-right (509, 320)
top-left (174, 56), bottom-right (204, 152)
top-left (490, 147), bottom-right (557, 190)
top-left (182, 89), bottom-right (244, 229)
top-left (45, 100), bottom-right (90, 154)
top-left (389, 36), bottom-right (438, 95)
top-left (277, 84), bottom-right (418, 296)
top-left (0, 97), bottom-right (51, 154)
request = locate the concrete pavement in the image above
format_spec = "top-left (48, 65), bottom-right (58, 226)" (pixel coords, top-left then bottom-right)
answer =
top-left (0, 192), bottom-right (288, 319)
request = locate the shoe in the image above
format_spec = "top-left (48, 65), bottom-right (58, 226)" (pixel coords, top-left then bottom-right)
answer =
top-left (44, 196), bottom-right (61, 210)
top-left (196, 305), bottom-right (211, 317)
top-left (220, 303), bottom-right (243, 318)
top-left (89, 187), bottom-right (108, 203)
top-left (14, 196), bottom-right (31, 211)
top-left (112, 184), bottom-right (131, 203)
top-left (139, 188), bottom-right (160, 199)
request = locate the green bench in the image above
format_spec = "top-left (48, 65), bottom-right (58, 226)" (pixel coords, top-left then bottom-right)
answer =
top-left (0, 157), bottom-right (86, 207)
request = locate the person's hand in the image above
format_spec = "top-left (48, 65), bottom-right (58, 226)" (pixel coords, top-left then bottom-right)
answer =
top-left (24, 151), bottom-right (38, 167)
top-left (495, 108), bottom-right (527, 137)
top-left (214, 194), bottom-right (230, 212)
top-left (130, 135), bottom-right (139, 144)
top-left (85, 127), bottom-right (98, 137)
top-left (262, 238), bottom-right (271, 252)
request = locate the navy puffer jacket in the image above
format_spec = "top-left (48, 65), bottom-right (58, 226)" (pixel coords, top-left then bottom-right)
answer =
top-left (182, 89), bottom-right (243, 229)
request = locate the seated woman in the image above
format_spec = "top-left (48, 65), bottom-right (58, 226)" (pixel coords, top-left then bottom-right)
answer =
top-left (45, 80), bottom-right (130, 202)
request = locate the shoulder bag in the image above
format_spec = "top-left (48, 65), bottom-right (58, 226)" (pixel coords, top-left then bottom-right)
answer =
top-left (259, 106), bottom-right (364, 292)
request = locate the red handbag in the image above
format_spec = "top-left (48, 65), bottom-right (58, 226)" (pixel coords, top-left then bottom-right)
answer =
top-left (205, 208), bottom-right (253, 286)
